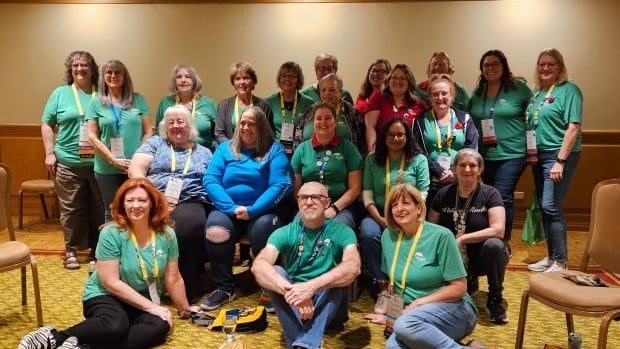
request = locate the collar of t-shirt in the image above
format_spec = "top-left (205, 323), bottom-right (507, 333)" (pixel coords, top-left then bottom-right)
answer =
top-left (311, 133), bottom-right (340, 149)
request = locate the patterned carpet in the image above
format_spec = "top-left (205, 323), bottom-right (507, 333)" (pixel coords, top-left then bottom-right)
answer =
top-left (0, 255), bottom-right (618, 349)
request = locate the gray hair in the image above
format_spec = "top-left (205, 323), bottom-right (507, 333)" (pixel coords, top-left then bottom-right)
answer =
top-left (98, 60), bottom-right (134, 108)
top-left (169, 64), bottom-right (203, 94)
top-left (158, 105), bottom-right (198, 142)
top-left (453, 148), bottom-right (485, 183)
top-left (319, 73), bottom-right (343, 91)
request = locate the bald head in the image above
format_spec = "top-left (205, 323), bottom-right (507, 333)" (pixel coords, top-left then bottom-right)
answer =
top-left (298, 181), bottom-right (328, 197)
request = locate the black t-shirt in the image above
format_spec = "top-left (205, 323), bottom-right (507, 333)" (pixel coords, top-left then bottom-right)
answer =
top-left (431, 183), bottom-right (504, 241)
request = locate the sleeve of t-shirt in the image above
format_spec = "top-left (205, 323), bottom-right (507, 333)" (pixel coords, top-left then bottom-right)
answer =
top-left (85, 98), bottom-right (100, 122)
top-left (431, 185), bottom-right (448, 214)
top-left (485, 186), bottom-right (504, 209)
top-left (166, 226), bottom-right (180, 261)
top-left (41, 87), bottom-right (60, 125)
top-left (366, 91), bottom-right (382, 112)
top-left (412, 154), bottom-right (430, 193)
top-left (135, 136), bottom-right (160, 156)
top-left (435, 226), bottom-right (467, 281)
top-left (266, 225), bottom-right (289, 253)
top-left (336, 223), bottom-right (358, 249)
top-left (344, 141), bottom-right (363, 172)
top-left (155, 98), bottom-right (166, 127)
top-left (95, 225), bottom-right (123, 261)
top-left (564, 83), bottom-right (583, 125)
top-left (362, 156), bottom-right (374, 191)
top-left (133, 93), bottom-right (150, 116)
top-left (290, 142), bottom-right (304, 174)
top-left (380, 229), bottom-right (393, 275)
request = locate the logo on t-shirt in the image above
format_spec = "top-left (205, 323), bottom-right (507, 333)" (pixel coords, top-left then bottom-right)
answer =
top-left (414, 252), bottom-right (425, 262)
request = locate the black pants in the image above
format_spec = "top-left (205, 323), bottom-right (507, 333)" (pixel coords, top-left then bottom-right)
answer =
top-left (467, 238), bottom-right (509, 298)
top-left (61, 295), bottom-right (170, 349)
top-left (171, 200), bottom-right (210, 301)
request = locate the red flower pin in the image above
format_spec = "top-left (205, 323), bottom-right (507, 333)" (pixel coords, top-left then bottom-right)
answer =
top-left (546, 97), bottom-right (555, 103)
top-left (454, 122), bottom-right (463, 130)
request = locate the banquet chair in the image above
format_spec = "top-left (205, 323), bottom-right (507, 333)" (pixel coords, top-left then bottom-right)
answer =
top-left (18, 173), bottom-right (56, 229)
top-left (515, 178), bottom-right (620, 349)
top-left (0, 163), bottom-right (44, 326)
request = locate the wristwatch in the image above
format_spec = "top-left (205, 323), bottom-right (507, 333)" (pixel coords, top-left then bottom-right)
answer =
top-left (555, 157), bottom-right (567, 164)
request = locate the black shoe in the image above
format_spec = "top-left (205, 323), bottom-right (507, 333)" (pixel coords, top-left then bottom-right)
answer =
top-left (467, 275), bottom-right (479, 296)
top-left (200, 289), bottom-right (236, 311)
top-left (486, 296), bottom-right (508, 324)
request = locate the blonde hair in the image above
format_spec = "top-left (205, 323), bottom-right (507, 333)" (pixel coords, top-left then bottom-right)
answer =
top-left (385, 184), bottom-right (426, 232)
top-left (534, 48), bottom-right (569, 90)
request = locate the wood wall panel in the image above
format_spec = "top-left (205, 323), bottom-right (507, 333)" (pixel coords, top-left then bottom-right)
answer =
top-left (1, 124), bottom-right (618, 225)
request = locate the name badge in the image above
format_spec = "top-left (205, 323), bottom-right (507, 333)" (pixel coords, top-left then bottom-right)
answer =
top-left (110, 137), bottom-right (125, 159)
top-left (148, 282), bottom-right (160, 305)
top-left (384, 293), bottom-right (404, 338)
top-left (481, 119), bottom-right (497, 146)
top-left (164, 177), bottom-right (183, 205)
top-left (526, 130), bottom-right (538, 164)
top-left (79, 122), bottom-right (95, 161)
top-left (79, 122), bottom-right (89, 142)
top-left (437, 155), bottom-right (452, 171)
top-left (281, 122), bottom-right (294, 142)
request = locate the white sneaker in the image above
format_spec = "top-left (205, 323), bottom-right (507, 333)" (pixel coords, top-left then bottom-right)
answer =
top-left (527, 257), bottom-right (552, 272)
top-left (543, 261), bottom-right (567, 273)
top-left (374, 290), bottom-right (389, 315)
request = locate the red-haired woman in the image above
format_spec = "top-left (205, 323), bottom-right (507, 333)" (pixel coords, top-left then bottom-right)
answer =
top-left (19, 178), bottom-right (199, 349)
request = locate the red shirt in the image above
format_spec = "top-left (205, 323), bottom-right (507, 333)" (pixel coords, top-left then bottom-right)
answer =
top-left (366, 91), bottom-right (428, 129)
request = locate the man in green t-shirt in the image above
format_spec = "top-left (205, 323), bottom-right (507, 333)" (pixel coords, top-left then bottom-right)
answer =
top-left (252, 181), bottom-right (360, 349)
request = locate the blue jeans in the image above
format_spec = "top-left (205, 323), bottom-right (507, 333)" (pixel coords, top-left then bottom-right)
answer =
top-left (482, 157), bottom-right (527, 242)
top-left (94, 173), bottom-right (128, 222)
top-left (532, 151), bottom-right (580, 262)
top-left (269, 266), bottom-right (348, 349)
top-left (386, 300), bottom-right (477, 349)
top-left (359, 215), bottom-right (388, 282)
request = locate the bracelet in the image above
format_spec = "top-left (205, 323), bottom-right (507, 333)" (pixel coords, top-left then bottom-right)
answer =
top-left (330, 204), bottom-right (340, 214)
top-left (555, 157), bottom-right (567, 164)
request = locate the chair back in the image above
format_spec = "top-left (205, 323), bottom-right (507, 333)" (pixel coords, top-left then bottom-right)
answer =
top-left (581, 178), bottom-right (620, 274)
top-left (0, 163), bottom-right (15, 240)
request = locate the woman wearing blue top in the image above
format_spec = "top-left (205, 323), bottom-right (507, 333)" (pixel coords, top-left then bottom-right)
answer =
top-left (41, 50), bottom-right (103, 269)
top-left (526, 48), bottom-right (583, 273)
top-left (203, 106), bottom-right (293, 311)
top-left (129, 105), bottom-right (213, 302)
top-left (361, 118), bottom-right (430, 315)
top-left (87, 60), bottom-right (152, 221)
top-left (19, 179), bottom-right (199, 349)
top-left (468, 50), bottom-right (532, 253)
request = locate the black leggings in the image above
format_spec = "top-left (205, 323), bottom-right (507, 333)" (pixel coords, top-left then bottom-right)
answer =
top-left (60, 295), bottom-right (170, 349)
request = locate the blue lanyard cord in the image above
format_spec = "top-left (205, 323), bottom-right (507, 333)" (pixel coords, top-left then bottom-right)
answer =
top-left (291, 222), bottom-right (326, 276)
top-left (482, 83), bottom-right (502, 119)
top-left (111, 102), bottom-right (122, 135)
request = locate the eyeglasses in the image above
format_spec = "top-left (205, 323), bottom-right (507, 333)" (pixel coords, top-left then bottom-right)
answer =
top-left (105, 70), bottom-right (123, 77)
top-left (370, 69), bottom-right (387, 75)
top-left (279, 74), bottom-right (298, 80)
top-left (316, 66), bottom-right (335, 74)
top-left (298, 194), bottom-right (328, 203)
top-left (483, 62), bottom-right (501, 69)
top-left (387, 132), bottom-right (406, 139)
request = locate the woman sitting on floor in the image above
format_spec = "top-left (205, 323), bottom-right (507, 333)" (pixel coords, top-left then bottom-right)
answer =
top-left (19, 178), bottom-right (199, 349)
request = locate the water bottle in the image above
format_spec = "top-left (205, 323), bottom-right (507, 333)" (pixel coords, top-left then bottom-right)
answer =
top-left (568, 332), bottom-right (582, 349)
top-left (88, 261), bottom-right (97, 276)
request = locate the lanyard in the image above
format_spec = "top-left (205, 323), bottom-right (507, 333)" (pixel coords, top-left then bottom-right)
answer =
top-left (129, 229), bottom-right (159, 281)
top-left (389, 223), bottom-right (424, 292)
top-left (385, 156), bottom-right (405, 197)
top-left (525, 84), bottom-right (555, 128)
top-left (481, 83), bottom-right (502, 119)
top-left (111, 97), bottom-right (123, 135)
top-left (432, 109), bottom-right (454, 152)
top-left (71, 84), bottom-right (96, 119)
top-left (175, 94), bottom-right (198, 118)
top-left (291, 223), bottom-right (326, 276)
top-left (316, 149), bottom-right (333, 184)
top-left (169, 143), bottom-right (193, 177)
top-left (233, 94), bottom-right (253, 126)
top-left (279, 92), bottom-right (298, 122)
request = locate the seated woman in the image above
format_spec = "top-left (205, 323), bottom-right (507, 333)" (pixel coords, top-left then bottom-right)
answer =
top-left (19, 178), bottom-right (199, 349)
top-left (361, 118), bottom-right (430, 315)
top-left (371, 183), bottom-right (485, 349)
top-left (154, 64), bottom-right (217, 151)
top-left (129, 105), bottom-right (213, 302)
top-left (202, 106), bottom-right (293, 311)
top-left (291, 102), bottom-right (363, 230)
top-left (412, 73), bottom-right (478, 207)
top-left (428, 149), bottom-right (509, 325)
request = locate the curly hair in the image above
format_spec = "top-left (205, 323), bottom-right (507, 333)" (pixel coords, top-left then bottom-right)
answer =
top-left (64, 51), bottom-right (98, 86)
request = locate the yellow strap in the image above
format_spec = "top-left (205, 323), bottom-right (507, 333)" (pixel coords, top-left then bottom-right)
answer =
top-left (432, 110), bottom-right (452, 152)
top-left (385, 155), bottom-right (405, 198)
top-left (526, 84), bottom-right (556, 127)
top-left (71, 84), bottom-right (96, 118)
top-left (279, 92), bottom-right (298, 122)
top-left (234, 94), bottom-right (253, 126)
top-left (389, 223), bottom-right (424, 291)
top-left (170, 143), bottom-right (193, 176)
top-left (129, 229), bottom-right (159, 281)
top-left (175, 94), bottom-right (198, 118)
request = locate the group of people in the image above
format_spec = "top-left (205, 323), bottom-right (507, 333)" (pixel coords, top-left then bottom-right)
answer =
top-left (20, 47), bottom-right (582, 349)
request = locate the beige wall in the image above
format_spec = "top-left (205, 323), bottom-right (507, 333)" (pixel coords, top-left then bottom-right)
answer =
top-left (0, 0), bottom-right (618, 129)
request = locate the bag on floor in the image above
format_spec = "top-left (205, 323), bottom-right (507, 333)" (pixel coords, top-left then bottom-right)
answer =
top-left (209, 306), bottom-right (268, 334)
top-left (521, 192), bottom-right (545, 245)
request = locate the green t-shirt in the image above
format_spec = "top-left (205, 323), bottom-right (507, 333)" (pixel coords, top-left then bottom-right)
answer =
top-left (83, 223), bottom-right (179, 302)
top-left (291, 138), bottom-right (362, 200)
top-left (420, 109), bottom-right (466, 165)
top-left (363, 154), bottom-right (430, 215)
top-left (469, 80), bottom-right (533, 160)
top-left (265, 92), bottom-right (314, 141)
top-left (41, 85), bottom-right (98, 167)
top-left (267, 219), bottom-right (357, 283)
top-left (300, 85), bottom-right (354, 105)
top-left (417, 82), bottom-right (470, 112)
top-left (380, 222), bottom-right (475, 311)
top-left (526, 81), bottom-right (583, 152)
top-left (155, 95), bottom-right (217, 150)
top-left (85, 93), bottom-right (150, 174)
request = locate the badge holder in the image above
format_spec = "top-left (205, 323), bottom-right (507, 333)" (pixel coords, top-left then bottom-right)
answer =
top-left (79, 122), bottom-right (95, 161)
top-left (481, 119), bottom-right (497, 146)
top-left (383, 284), bottom-right (404, 338)
top-left (164, 177), bottom-right (183, 205)
top-left (526, 130), bottom-right (538, 164)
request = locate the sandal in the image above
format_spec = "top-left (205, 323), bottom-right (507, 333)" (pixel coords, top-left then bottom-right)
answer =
top-left (190, 311), bottom-right (215, 326)
top-left (64, 252), bottom-right (81, 270)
